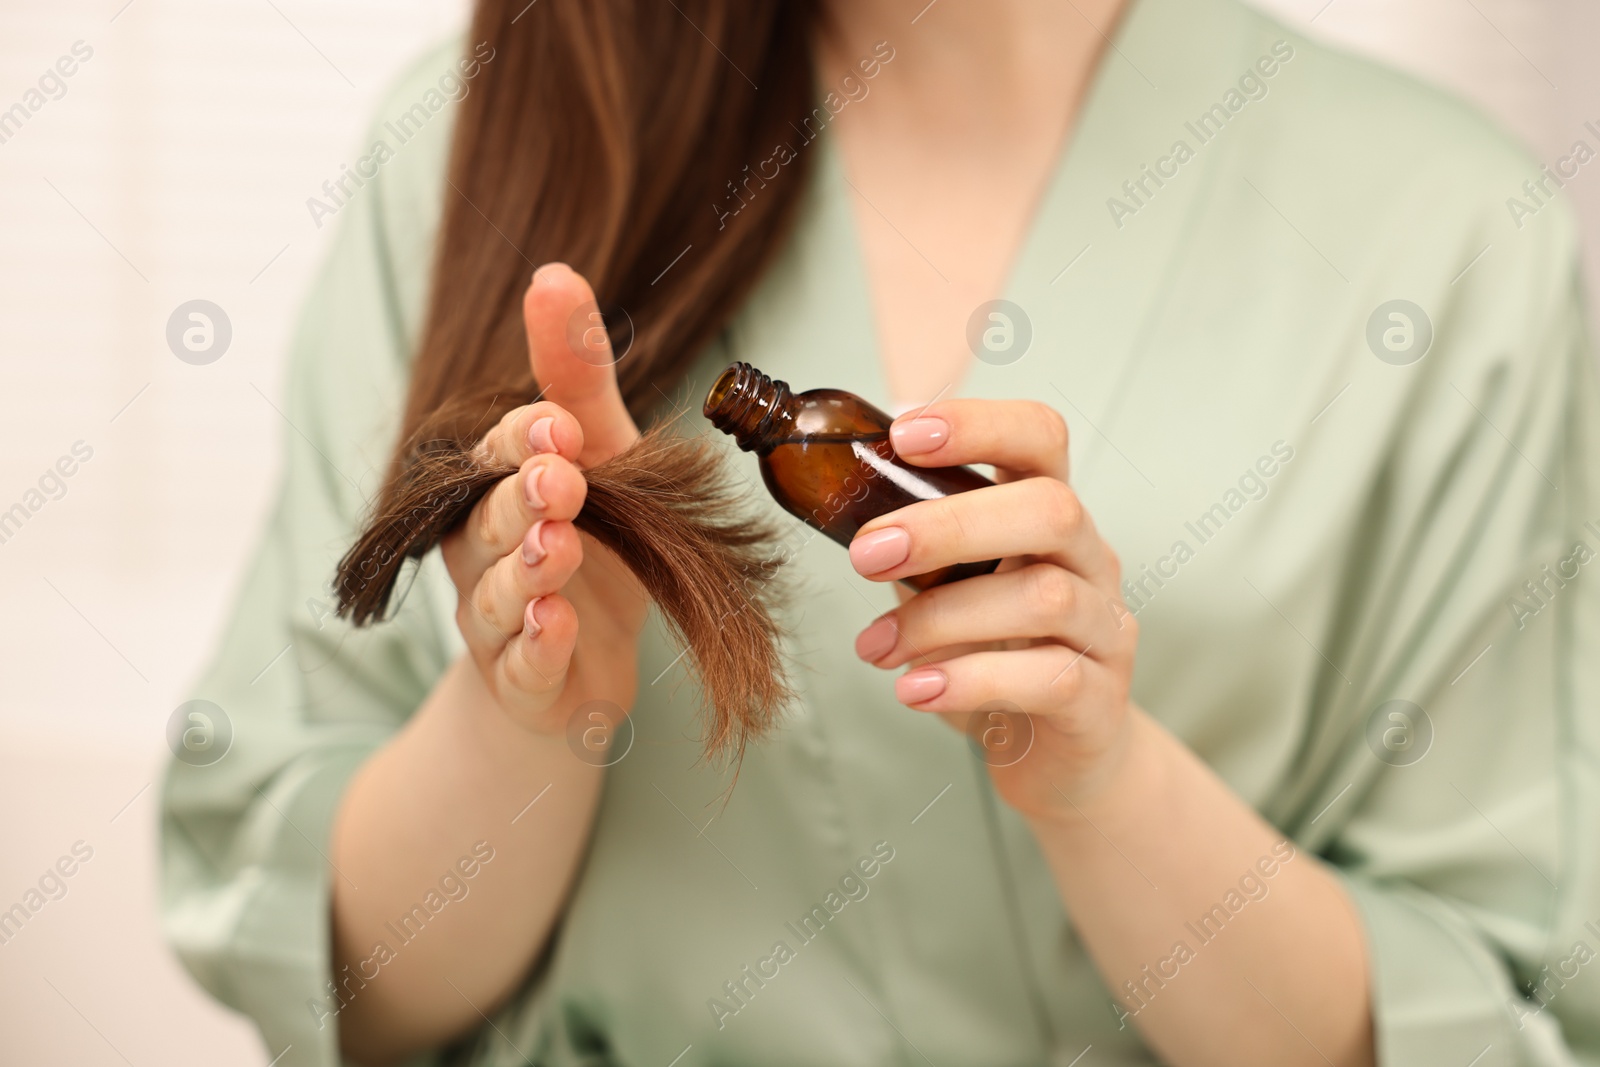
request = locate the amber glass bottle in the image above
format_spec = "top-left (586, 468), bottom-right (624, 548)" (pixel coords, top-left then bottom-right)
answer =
top-left (703, 362), bottom-right (1000, 590)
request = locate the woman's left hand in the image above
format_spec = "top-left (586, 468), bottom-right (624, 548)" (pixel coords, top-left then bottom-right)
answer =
top-left (849, 399), bottom-right (1140, 822)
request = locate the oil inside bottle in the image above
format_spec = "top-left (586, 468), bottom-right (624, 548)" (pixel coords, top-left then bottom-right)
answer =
top-left (703, 361), bottom-right (1001, 591)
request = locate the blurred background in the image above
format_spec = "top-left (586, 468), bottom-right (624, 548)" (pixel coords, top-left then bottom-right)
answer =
top-left (1, 0), bottom-right (1597, 1062)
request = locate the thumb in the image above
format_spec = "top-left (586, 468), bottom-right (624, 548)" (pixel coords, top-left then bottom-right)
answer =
top-left (524, 262), bottom-right (639, 467)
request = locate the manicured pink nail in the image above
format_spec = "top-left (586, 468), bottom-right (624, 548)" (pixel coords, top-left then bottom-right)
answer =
top-left (528, 417), bottom-right (556, 454)
top-left (855, 616), bottom-right (898, 663)
top-left (897, 667), bottom-right (947, 705)
top-left (849, 527), bottom-right (910, 575)
top-left (890, 417), bottom-right (949, 457)
top-left (521, 521), bottom-right (547, 566)
top-left (524, 465), bottom-right (545, 508)
top-left (524, 597), bottom-right (543, 637)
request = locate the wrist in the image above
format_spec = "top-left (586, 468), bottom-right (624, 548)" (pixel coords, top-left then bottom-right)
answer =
top-left (1025, 704), bottom-right (1172, 839)
top-left (436, 655), bottom-right (584, 774)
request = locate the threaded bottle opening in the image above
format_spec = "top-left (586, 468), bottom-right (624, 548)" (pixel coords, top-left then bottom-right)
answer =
top-left (703, 361), bottom-right (793, 452)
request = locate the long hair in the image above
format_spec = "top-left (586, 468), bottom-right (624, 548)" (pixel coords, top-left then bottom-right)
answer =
top-left (397, 0), bottom-right (821, 453)
top-left (341, 1), bottom-right (823, 761)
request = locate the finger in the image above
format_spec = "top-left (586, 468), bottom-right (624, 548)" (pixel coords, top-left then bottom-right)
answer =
top-left (442, 453), bottom-right (587, 596)
top-left (461, 519), bottom-right (583, 644)
top-left (524, 262), bottom-right (639, 466)
top-left (475, 400), bottom-right (585, 469)
top-left (497, 594), bottom-right (580, 719)
top-left (892, 645), bottom-right (1105, 718)
top-left (888, 399), bottom-right (1068, 480)
top-left (848, 477), bottom-right (1118, 587)
top-left (855, 563), bottom-right (1136, 670)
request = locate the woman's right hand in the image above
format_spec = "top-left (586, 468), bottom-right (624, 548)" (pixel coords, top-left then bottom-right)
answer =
top-left (333, 264), bottom-right (645, 1063)
top-left (440, 262), bottom-right (648, 737)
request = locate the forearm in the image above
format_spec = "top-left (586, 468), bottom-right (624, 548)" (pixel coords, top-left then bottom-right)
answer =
top-left (329, 654), bottom-right (603, 1063)
top-left (1029, 708), bottom-right (1373, 1067)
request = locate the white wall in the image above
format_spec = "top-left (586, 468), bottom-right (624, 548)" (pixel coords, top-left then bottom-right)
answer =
top-left (0, 2), bottom-right (466, 1063)
top-left (0, 0), bottom-right (1591, 1063)
top-left (1250, 0), bottom-right (1600, 326)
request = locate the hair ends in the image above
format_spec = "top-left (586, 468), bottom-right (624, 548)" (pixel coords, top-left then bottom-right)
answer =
top-left (333, 424), bottom-right (792, 764)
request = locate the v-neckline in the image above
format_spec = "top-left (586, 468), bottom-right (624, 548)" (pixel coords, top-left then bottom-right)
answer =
top-left (819, 6), bottom-right (1139, 416)
top-left (721, 0), bottom-right (1257, 485)
top-left (794, 0), bottom-right (1252, 471)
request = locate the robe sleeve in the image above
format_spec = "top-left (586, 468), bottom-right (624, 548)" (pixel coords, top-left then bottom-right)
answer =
top-left (158, 44), bottom-right (462, 1067)
top-left (1316, 206), bottom-right (1600, 1066)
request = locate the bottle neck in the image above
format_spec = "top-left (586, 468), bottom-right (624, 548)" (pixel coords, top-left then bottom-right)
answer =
top-left (702, 362), bottom-right (798, 452)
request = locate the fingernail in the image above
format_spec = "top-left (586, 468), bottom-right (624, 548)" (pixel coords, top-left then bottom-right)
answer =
top-left (521, 521), bottom-right (547, 566)
top-left (524, 465), bottom-right (545, 508)
top-left (890, 417), bottom-right (949, 457)
top-left (855, 616), bottom-right (899, 663)
top-left (524, 597), bottom-right (543, 637)
top-left (897, 667), bottom-right (947, 705)
top-left (849, 527), bottom-right (910, 576)
top-left (528, 417), bottom-right (556, 454)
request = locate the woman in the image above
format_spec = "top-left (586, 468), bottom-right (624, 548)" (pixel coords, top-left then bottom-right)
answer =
top-left (162, 0), bottom-right (1600, 1064)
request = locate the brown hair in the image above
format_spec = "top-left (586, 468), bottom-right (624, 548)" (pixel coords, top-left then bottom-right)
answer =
top-left (335, 424), bottom-right (791, 762)
top-left (338, 1), bottom-right (824, 758)
top-left (401, 0), bottom-right (820, 446)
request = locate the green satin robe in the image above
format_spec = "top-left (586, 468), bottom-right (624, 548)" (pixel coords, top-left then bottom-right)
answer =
top-left (162, 0), bottom-right (1600, 1063)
